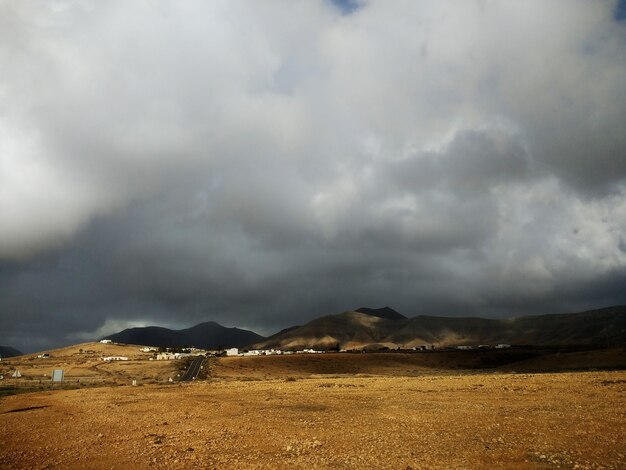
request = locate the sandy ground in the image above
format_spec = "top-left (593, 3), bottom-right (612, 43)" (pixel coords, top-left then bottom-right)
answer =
top-left (1, 364), bottom-right (624, 469)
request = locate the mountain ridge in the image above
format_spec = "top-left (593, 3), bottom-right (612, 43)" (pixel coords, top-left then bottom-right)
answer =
top-left (356, 307), bottom-right (407, 320)
top-left (250, 306), bottom-right (626, 351)
top-left (0, 345), bottom-right (23, 358)
top-left (101, 306), bottom-right (626, 352)
top-left (103, 321), bottom-right (265, 349)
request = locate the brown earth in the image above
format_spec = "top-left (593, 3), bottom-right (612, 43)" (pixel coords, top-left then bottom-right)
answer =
top-left (214, 348), bottom-right (626, 379)
top-left (0, 342), bottom-right (185, 391)
top-left (1, 352), bottom-right (625, 469)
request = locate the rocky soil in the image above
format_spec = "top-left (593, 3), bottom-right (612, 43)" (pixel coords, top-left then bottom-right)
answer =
top-left (1, 367), bottom-right (624, 469)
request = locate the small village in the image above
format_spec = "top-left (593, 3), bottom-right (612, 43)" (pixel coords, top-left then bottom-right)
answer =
top-left (99, 340), bottom-right (514, 363)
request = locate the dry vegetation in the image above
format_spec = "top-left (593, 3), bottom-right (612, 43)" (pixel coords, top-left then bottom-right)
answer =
top-left (1, 348), bottom-right (625, 469)
top-left (213, 348), bottom-right (626, 379)
top-left (0, 342), bottom-right (184, 387)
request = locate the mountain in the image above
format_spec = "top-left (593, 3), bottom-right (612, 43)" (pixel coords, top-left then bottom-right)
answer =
top-left (356, 307), bottom-right (406, 320)
top-left (0, 346), bottom-right (23, 358)
top-left (250, 306), bottom-right (626, 351)
top-left (103, 321), bottom-right (265, 349)
top-left (251, 310), bottom-right (412, 351)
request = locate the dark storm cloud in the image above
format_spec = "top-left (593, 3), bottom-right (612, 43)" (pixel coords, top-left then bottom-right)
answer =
top-left (1, 1), bottom-right (625, 351)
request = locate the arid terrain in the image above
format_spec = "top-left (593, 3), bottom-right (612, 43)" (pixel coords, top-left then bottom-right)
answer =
top-left (0, 343), bottom-right (184, 391)
top-left (1, 347), bottom-right (625, 469)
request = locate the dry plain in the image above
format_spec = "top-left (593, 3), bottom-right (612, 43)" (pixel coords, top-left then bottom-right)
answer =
top-left (1, 347), bottom-right (625, 469)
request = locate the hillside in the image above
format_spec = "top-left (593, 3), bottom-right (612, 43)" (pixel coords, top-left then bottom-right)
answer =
top-left (104, 321), bottom-right (265, 349)
top-left (0, 342), bottom-right (181, 389)
top-left (250, 306), bottom-right (626, 350)
top-left (0, 346), bottom-right (23, 358)
top-left (251, 310), bottom-right (400, 350)
top-left (355, 307), bottom-right (406, 320)
top-left (213, 348), bottom-right (626, 379)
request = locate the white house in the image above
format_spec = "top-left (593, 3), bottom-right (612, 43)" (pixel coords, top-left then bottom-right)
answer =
top-left (225, 348), bottom-right (239, 356)
top-left (242, 350), bottom-right (260, 356)
top-left (156, 352), bottom-right (180, 360)
top-left (100, 339), bottom-right (112, 344)
top-left (243, 349), bottom-right (278, 356)
top-left (102, 356), bottom-right (128, 361)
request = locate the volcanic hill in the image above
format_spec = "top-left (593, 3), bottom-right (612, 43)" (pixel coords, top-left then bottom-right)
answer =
top-left (0, 346), bottom-right (23, 358)
top-left (251, 305), bottom-right (626, 351)
top-left (103, 321), bottom-right (265, 350)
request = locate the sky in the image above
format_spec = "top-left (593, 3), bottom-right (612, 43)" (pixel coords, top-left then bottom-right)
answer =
top-left (1, 0), bottom-right (625, 353)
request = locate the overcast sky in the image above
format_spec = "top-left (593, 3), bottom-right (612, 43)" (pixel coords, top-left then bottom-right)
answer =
top-left (1, 0), bottom-right (625, 352)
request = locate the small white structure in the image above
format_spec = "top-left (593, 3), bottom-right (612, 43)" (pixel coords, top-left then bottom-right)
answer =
top-left (225, 348), bottom-right (239, 356)
top-left (140, 347), bottom-right (158, 352)
top-left (12, 369), bottom-right (22, 378)
top-left (102, 356), bottom-right (128, 362)
top-left (242, 350), bottom-right (262, 356)
top-left (100, 339), bottom-right (112, 344)
top-left (242, 349), bottom-right (284, 356)
top-left (495, 344), bottom-right (511, 349)
top-left (156, 352), bottom-right (180, 360)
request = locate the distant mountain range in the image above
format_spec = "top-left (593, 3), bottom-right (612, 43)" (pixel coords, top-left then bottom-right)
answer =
top-left (251, 306), bottom-right (626, 351)
top-left (103, 322), bottom-right (265, 350)
top-left (102, 306), bottom-right (626, 351)
top-left (0, 346), bottom-right (23, 358)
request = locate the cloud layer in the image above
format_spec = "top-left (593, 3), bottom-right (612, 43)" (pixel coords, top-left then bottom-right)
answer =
top-left (1, 0), bottom-right (625, 351)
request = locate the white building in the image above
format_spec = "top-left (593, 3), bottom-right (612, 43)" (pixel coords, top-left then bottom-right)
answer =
top-left (102, 356), bottom-right (128, 361)
top-left (242, 350), bottom-right (262, 356)
top-left (100, 339), bottom-right (112, 344)
top-left (225, 348), bottom-right (239, 356)
top-left (156, 352), bottom-right (180, 360)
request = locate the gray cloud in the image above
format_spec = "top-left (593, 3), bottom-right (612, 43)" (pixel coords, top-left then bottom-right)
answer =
top-left (1, 1), bottom-right (625, 351)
